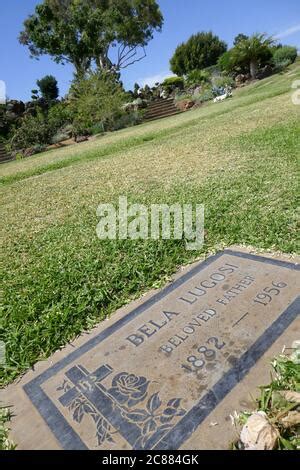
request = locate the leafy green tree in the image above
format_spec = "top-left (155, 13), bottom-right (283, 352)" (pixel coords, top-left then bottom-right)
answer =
top-left (37, 75), bottom-right (59, 102)
top-left (169, 43), bottom-right (187, 77)
top-left (219, 33), bottom-right (274, 78)
top-left (47, 101), bottom-right (72, 132)
top-left (69, 71), bottom-right (126, 134)
top-left (0, 105), bottom-right (10, 139)
top-left (19, 0), bottom-right (163, 77)
top-left (31, 89), bottom-right (39, 101)
top-left (233, 33), bottom-right (249, 46)
top-left (133, 82), bottom-right (141, 98)
top-left (234, 33), bottom-right (274, 79)
top-left (218, 49), bottom-right (248, 76)
top-left (10, 111), bottom-right (53, 150)
top-left (170, 32), bottom-right (227, 76)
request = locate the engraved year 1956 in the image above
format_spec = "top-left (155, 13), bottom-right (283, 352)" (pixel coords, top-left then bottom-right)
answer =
top-left (252, 281), bottom-right (287, 306)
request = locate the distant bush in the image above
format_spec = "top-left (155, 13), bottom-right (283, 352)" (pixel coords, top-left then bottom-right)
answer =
top-left (186, 69), bottom-right (210, 86)
top-left (204, 65), bottom-right (220, 76)
top-left (50, 131), bottom-right (70, 145)
top-left (89, 122), bottom-right (105, 136)
top-left (31, 143), bottom-right (47, 154)
top-left (218, 49), bottom-right (248, 76)
top-left (162, 77), bottom-right (184, 93)
top-left (194, 87), bottom-right (214, 103)
top-left (47, 102), bottom-right (71, 133)
top-left (174, 93), bottom-right (193, 103)
top-left (10, 112), bottom-right (52, 151)
top-left (69, 72), bottom-right (126, 135)
top-left (213, 75), bottom-right (235, 89)
top-left (132, 98), bottom-right (148, 109)
top-left (0, 105), bottom-right (11, 140)
top-left (10, 100), bottom-right (72, 151)
top-left (273, 46), bottom-right (298, 66)
top-left (273, 59), bottom-right (292, 73)
top-left (112, 111), bottom-right (144, 131)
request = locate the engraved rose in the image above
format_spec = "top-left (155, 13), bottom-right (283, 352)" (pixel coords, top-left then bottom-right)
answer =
top-left (108, 372), bottom-right (149, 407)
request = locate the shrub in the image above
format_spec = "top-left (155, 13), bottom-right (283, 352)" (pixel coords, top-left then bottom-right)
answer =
top-left (69, 72), bottom-right (126, 135)
top-left (47, 102), bottom-right (71, 133)
top-left (273, 59), bottom-right (293, 72)
top-left (89, 122), bottom-right (105, 136)
top-left (50, 131), bottom-right (70, 145)
top-left (10, 112), bottom-right (52, 151)
top-left (218, 49), bottom-right (248, 76)
top-left (32, 143), bottom-right (47, 154)
top-left (0, 105), bottom-right (11, 139)
top-left (174, 93), bottom-right (193, 103)
top-left (162, 76), bottom-right (184, 93)
top-left (212, 75), bottom-right (235, 89)
top-left (112, 111), bottom-right (144, 131)
top-left (194, 87), bottom-right (214, 103)
top-left (132, 98), bottom-right (148, 109)
top-left (10, 101), bottom-right (71, 151)
top-left (273, 46), bottom-right (298, 66)
top-left (186, 69), bottom-right (210, 86)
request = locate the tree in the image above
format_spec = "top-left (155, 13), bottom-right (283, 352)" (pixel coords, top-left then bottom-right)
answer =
top-left (37, 75), bottom-right (59, 102)
top-left (233, 34), bottom-right (249, 46)
top-left (170, 32), bottom-right (227, 76)
top-left (31, 89), bottom-right (39, 101)
top-left (19, 0), bottom-right (163, 77)
top-left (69, 71), bottom-right (126, 134)
top-left (234, 33), bottom-right (274, 79)
top-left (219, 34), bottom-right (275, 78)
top-left (133, 82), bottom-right (140, 98)
top-left (169, 43), bottom-right (187, 77)
top-left (218, 49), bottom-right (249, 76)
top-left (10, 112), bottom-right (53, 151)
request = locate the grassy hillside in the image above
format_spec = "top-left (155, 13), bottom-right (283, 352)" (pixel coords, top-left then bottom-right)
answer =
top-left (1, 62), bottom-right (299, 385)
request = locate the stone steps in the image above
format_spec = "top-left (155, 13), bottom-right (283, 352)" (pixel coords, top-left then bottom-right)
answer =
top-left (0, 143), bottom-right (13, 163)
top-left (144, 99), bottom-right (181, 122)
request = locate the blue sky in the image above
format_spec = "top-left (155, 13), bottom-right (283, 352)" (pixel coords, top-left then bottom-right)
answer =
top-left (1, 0), bottom-right (300, 101)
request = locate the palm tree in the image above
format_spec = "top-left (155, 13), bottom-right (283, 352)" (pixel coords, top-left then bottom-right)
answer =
top-left (235, 33), bottom-right (274, 79)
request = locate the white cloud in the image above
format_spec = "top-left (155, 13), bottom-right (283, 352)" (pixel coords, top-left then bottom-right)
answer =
top-left (138, 71), bottom-right (173, 88)
top-left (0, 80), bottom-right (6, 104)
top-left (274, 24), bottom-right (300, 40)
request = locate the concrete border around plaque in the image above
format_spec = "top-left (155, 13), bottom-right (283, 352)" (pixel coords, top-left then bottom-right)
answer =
top-left (2, 248), bottom-right (299, 450)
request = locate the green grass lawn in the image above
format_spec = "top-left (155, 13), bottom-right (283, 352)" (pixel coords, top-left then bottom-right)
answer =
top-left (1, 63), bottom-right (299, 386)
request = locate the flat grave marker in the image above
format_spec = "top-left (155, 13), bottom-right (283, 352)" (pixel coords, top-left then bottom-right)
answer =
top-left (2, 249), bottom-right (299, 450)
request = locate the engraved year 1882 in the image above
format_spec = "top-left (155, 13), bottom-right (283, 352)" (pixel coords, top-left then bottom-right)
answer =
top-left (181, 337), bottom-right (226, 374)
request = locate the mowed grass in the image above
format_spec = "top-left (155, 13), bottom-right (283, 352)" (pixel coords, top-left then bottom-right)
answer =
top-left (1, 62), bottom-right (299, 385)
